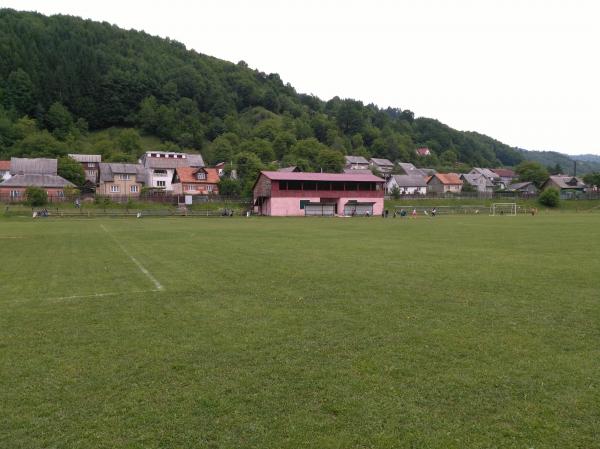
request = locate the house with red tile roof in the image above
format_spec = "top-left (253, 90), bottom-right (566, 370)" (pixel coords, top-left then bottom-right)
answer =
top-left (253, 171), bottom-right (385, 216)
top-left (426, 173), bottom-right (463, 194)
top-left (0, 160), bottom-right (10, 182)
top-left (172, 167), bottom-right (220, 195)
top-left (415, 147), bottom-right (431, 157)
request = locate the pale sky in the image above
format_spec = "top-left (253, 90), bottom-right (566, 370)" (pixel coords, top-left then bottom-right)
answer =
top-left (2, 0), bottom-right (599, 155)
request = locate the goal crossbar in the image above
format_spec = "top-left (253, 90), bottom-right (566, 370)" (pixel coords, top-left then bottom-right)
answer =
top-left (490, 203), bottom-right (517, 216)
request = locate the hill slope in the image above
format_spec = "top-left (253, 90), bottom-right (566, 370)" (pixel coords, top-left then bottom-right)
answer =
top-left (0, 8), bottom-right (529, 182)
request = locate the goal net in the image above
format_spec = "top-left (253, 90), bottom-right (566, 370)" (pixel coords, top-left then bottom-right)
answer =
top-left (490, 203), bottom-right (517, 216)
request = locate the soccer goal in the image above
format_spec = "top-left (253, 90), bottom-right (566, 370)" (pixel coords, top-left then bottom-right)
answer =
top-left (490, 203), bottom-right (517, 216)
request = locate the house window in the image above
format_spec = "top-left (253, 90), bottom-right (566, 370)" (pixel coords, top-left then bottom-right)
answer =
top-left (154, 169), bottom-right (167, 176)
top-left (206, 185), bottom-right (213, 191)
top-left (87, 163), bottom-right (95, 168)
top-left (130, 185), bottom-right (139, 193)
top-left (300, 200), bottom-right (310, 210)
top-left (185, 185), bottom-right (196, 191)
top-left (110, 185), bottom-right (119, 193)
top-left (196, 172), bottom-right (207, 180)
top-left (86, 170), bottom-right (96, 176)
top-left (10, 190), bottom-right (20, 198)
top-left (58, 191), bottom-right (65, 197)
top-left (156, 181), bottom-right (166, 188)
top-left (119, 174), bottom-right (131, 181)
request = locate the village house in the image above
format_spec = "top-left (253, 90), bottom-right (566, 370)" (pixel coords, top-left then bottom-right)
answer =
top-left (0, 157), bottom-right (73, 201)
top-left (415, 147), bottom-right (431, 157)
top-left (491, 168), bottom-right (518, 186)
top-left (541, 176), bottom-right (587, 198)
top-left (369, 158), bottom-right (394, 175)
top-left (386, 175), bottom-right (427, 195)
top-left (460, 173), bottom-right (494, 194)
top-left (68, 154), bottom-right (101, 187)
top-left (344, 155), bottom-right (370, 171)
top-left (171, 167), bottom-right (220, 195)
top-left (506, 181), bottom-right (538, 195)
top-left (0, 160), bottom-right (10, 182)
top-left (97, 163), bottom-right (146, 197)
top-left (469, 167), bottom-right (502, 188)
top-left (426, 173), bottom-right (463, 194)
top-left (140, 151), bottom-right (204, 192)
top-left (253, 171), bottom-right (385, 216)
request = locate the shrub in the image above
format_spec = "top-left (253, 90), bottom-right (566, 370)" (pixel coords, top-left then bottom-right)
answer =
top-left (26, 186), bottom-right (48, 206)
top-left (538, 187), bottom-right (560, 207)
top-left (390, 186), bottom-right (401, 199)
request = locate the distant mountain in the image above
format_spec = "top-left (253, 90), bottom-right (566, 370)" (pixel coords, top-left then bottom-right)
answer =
top-left (518, 149), bottom-right (600, 175)
top-left (0, 7), bottom-right (525, 176)
top-left (571, 154), bottom-right (600, 163)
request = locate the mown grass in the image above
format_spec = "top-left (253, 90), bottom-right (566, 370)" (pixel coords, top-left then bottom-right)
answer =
top-left (1, 214), bottom-right (599, 448)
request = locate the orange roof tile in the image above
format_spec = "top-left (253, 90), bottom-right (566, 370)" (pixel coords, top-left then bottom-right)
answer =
top-left (430, 173), bottom-right (463, 185)
top-left (176, 167), bottom-right (220, 184)
top-left (0, 160), bottom-right (10, 170)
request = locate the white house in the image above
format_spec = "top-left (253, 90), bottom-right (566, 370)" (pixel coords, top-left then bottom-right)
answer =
top-left (140, 151), bottom-right (204, 191)
top-left (344, 155), bottom-right (370, 170)
top-left (386, 175), bottom-right (428, 195)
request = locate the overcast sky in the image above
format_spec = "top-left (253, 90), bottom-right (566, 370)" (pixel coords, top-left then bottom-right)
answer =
top-left (2, 0), bottom-right (599, 155)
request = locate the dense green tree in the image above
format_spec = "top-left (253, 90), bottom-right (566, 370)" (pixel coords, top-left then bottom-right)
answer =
top-left (26, 186), bottom-right (48, 206)
top-left (538, 188), bottom-right (560, 207)
top-left (583, 173), bottom-right (600, 188)
top-left (316, 149), bottom-right (345, 173)
top-left (516, 161), bottom-right (549, 187)
top-left (58, 156), bottom-right (85, 186)
top-left (3, 69), bottom-right (34, 115)
top-left (46, 102), bottom-right (74, 140)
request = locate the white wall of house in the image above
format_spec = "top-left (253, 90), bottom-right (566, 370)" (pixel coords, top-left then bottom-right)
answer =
top-left (0, 171), bottom-right (11, 182)
top-left (146, 168), bottom-right (175, 191)
top-left (386, 178), bottom-right (426, 194)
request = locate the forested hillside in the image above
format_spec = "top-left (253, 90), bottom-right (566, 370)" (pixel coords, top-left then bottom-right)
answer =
top-left (518, 149), bottom-right (600, 176)
top-left (0, 8), bottom-right (527, 190)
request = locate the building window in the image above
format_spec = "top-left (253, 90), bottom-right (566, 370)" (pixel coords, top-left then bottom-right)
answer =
top-left (185, 184), bottom-right (196, 191)
top-left (10, 190), bottom-right (20, 198)
top-left (119, 174), bottom-right (131, 181)
top-left (196, 172), bottom-right (207, 180)
top-left (86, 170), bottom-right (96, 176)
top-left (130, 185), bottom-right (139, 193)
top-left (206, 184), bottom-right (213, 191)
top-left (300, 200), bottom-right (310, 210)
top-left (110, 185), bottom-right (119, 193)
top-left (58, 191), bottom-right (64, 197)
top-left (156, 181), bottom-right (166, 188)
top-left (87, 163), bottom-right (95, 168)
top-left (154, 169), bottom-right (167, 176)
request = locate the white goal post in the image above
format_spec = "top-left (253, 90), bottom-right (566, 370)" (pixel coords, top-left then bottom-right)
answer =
top-left (490, 203), bottom-right (517, 216)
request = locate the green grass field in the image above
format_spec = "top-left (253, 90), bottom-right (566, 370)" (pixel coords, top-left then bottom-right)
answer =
top-left (1, 214), bottom-right (599, 448)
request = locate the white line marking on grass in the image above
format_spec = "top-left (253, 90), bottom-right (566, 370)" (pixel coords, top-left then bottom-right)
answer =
top-left (100, 224), bottom-right (164, 291)
top-left (48, 289), bottom-right (161, 302)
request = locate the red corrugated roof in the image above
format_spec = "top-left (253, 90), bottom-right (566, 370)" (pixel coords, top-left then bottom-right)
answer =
top-left (260, 171), bottom-right (384, 182)
top-left (492, 168), bottom-right (516, 177)
top-left (0, 160), bottom-right (10, 170)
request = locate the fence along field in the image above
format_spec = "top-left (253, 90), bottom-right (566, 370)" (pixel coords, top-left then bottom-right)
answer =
top-left (1, 214), bottom-right (600, 448)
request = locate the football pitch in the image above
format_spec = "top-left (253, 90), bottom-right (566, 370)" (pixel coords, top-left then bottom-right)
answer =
top-left (1, 214), bottom-right (599, 448)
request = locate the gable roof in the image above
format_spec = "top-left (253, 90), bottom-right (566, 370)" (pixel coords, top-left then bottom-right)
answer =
top-left (278, 166), bottom-right (300, 172)
top-left (141, 152), bottom-right (204, 169)
top-left (471, 167), bottom-right (499, 179)
top-left (0, 160), bottom-right (10, 171)
top-left (175, 167), bottom-right (220, 184)
top-left (344, 155), bottom-right (369, 165)
top-left (259, 171), bottom-right (384, 183)
top-left (68, 154), bottom-right (101, 163)
top-left (99, 163), bottom-right (146, 183)
top-left (10, 158), bottom-right (57, 175)
top-left (370, 158), bottom-right (394, 167)
top-left (428, 173), bottom-right (463, 185)
top-left (507, 181), bottom-right (537, 191)
top-left (460, 173), bottom-right (494, 187)
top-left (491, 168), bottom-right (516, 178)
top-left (0, 174), bottom-right (74, 188)
top-left (343, 168), bottom-right (373, 175)
top-left (545, 176), bottom-right (587, 189)
top-left (389, 175), bottom-right (428, 187)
